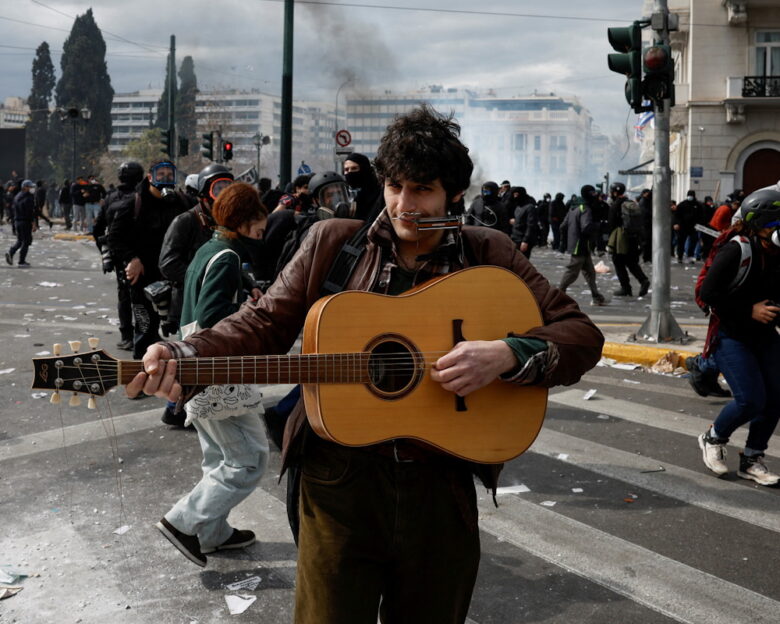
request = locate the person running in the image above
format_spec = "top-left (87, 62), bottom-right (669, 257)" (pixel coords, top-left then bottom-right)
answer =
top-left (697, 187), bottom-right (780, 485)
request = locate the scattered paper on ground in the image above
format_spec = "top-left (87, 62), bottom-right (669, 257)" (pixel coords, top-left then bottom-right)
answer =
top-left (496, 484), bottom-right (530, 495)
top-left (612, 363), bottom-right (642, 370)
top-left (650, 351), bottom-right (680, 373)
top-left (225, 594), bottom-right (257, 615)
top-left (113, 525), bottom-right (131, 535)
top-left (572, 488), bottom-right (584, 493)
top-left (540, 501), bottom-right (557, 507)
top-left (226, 576), bottom-right (262, 591)
top-left (0, 587), bottom-right (23, 600)
top-left (0, 368), bottom-right (14, 375)
top-left (37, 282), bottom-right (61, 288)
top-left (583, 389), bottom-right (597, 400)
top-left (594, 261), bottom-right (611, 273)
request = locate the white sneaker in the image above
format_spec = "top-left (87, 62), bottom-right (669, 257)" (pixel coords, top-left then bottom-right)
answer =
top-left (698, 431), bottom-right (728, 476)
top-left (738, 453), bottom-right (779, 486)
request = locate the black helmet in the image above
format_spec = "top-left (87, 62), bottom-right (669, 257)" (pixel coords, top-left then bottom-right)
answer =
top-left (609, 182), bottom-right (626, 196)
top-left (118, 161), bottom-right (144, 186)
top-left (308, 171), bottom-right (353, 219)
top-left (197, 163), bottom-right (234, 199)
top-left (740, 188), bottom-right (780, 231)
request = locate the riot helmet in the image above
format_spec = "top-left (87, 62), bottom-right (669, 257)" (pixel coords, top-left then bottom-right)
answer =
top-left (118, 161), bottom-right (144, 187)
top-left (197, 163), bottom-right (234, 201)
top-left (309, 171), bottom-right (353, 219)
top-left (609, 182), bottom-right (626, 196)
top-left (184, 173), bottom-right (200, 196)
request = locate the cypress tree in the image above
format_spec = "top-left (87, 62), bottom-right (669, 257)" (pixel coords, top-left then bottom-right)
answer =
top-left (53, 9), bottom-right (114, 178)
top-left (177, 56), bottom-right (198, 146)
top-left (27, 42), bottom-right (56, 180)
top-left (155, 53), bottom-right (177, 132)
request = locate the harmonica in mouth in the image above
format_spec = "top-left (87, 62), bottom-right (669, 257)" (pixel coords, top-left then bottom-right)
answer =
top-left (391, 213), bottom-right (462, 231)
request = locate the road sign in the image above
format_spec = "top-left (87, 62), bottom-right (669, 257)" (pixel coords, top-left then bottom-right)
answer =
top-left (335, 129), bottom-right (352, 148)
top-left (297, 161), bottom-right (312, 175)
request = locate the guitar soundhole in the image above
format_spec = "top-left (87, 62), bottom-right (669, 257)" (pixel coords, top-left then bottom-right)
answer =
top-left (366, 336), bottom-right (422, 400)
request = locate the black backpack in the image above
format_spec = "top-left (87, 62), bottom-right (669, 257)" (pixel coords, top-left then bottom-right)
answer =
top-left (620, 199), bottom-right (644, 237)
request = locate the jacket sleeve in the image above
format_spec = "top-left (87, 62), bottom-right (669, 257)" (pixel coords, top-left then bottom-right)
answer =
top-left (159, 213), bottom-right (195, 286)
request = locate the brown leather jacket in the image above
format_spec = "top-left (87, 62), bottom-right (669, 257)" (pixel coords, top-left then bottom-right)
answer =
top-left (181, 217), bottom-right (604, 486)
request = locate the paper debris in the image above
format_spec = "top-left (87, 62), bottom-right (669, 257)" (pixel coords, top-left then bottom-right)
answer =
top-left (572, 488), bottom-right (584, 493)
top-left (225, 594), bottom-right (256, 615)
top-left (113, 525), bottom-right (131, 535)
top-left (597, 414), bottom-right (610, 420)
top-left (0, 368), bottom-right (15, 375)
top-left (622, 379), bottom-right (640, 385)
top-left (13, 335), bottom-right (30, 338)
top-left (31, 393), bottom-right (47, 399)
top-left (37, 282), bottom-right (62, 288)
top-left (594, 261), bottom-right (611, 274)
top-left (540, 500), bottom-right (557, 507)
top-left (583, 389), bottom-right (597, 400)
top-left (0, 567), bottom-right (28, 584)
top-left (496, 484), bottom-right (530, 495)
top-left (557, 453), bottom-right (569, 460)
top-left (650, 351), bottom-right (680, 374)
top-left (225, 576), bottom-right (262, 591)
top-left (0, 587), bottom-right (23, 600)
top-left (35, 351), bottom-right (51, 356)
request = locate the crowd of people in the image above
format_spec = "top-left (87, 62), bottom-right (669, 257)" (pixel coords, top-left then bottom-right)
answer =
top-left (4, 105), bottom-right (779, 620)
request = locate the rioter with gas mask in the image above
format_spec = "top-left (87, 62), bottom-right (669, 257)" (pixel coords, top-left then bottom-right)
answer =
top-left (157, 164), bottom-right (236, 427)
top-left (108, 159), bottom-right (189, 360)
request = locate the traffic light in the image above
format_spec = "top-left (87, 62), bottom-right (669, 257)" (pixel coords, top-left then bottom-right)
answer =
top-left (161, 128), bottom-right (172, 156)
top-left (607, 22), bottom-right (649, 113)
top-left (201, 132), bottom-right (214, 160)
top-left (178, 137), bottom-right (189, 157)
top-left (642, 44), bottom-right (675, 106)
top-left (222, 141), bottom-right (233, 162)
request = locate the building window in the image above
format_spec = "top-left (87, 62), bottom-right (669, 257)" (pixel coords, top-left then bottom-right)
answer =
top-left (534, 135), bottom-right (541, 151)
top-left (513, 133), bottom-right (526, 151)
top-left (550, 135), bottom-right (567, 151)
top-left (756, 31), bottom-right (780, 76)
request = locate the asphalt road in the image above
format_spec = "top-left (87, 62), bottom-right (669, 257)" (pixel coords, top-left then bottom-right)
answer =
top-left (2, 225), bottom-right (778, 624)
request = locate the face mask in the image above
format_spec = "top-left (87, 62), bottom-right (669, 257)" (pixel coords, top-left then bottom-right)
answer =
top-left (150, 162), bottom-right (177, 190)
top-left (238, 234), bottom-right (265, 251)
top-left (687, 195), bottom-right (695, 201)
top-left (344, 171), bottom-right (362, 188)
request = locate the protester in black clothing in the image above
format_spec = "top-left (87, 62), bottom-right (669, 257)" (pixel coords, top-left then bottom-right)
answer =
top-left (537, 193), bottom-right (551, 247)
top-left (549, 192), bottom-right (568, 251)
top-left (108, 159), bottom-right (188, 359)
top-left (343, 152), bottom-right (381, 221)
top-left (639, 188), bottom-right (653, 263)
top-left (33, 180), bottom-right (53, 229)
top-left (509, 186), bottom-right (538, 258)
top-left (6, 180), bottom-right (37, 266)
top-left (58, 180), bottom-right (72, 229)
top-left (673, 189), bottom-right (701, 264)
top-left (607, 182), bottom-right (649, 297)
top-left (466, 181), bottom-right (509, 233)
top-left (70, 176), bottom-right (88, 232)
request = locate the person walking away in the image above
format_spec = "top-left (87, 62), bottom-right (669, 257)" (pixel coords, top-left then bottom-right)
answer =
top-left (674, 190), bottom-right (701, 264)
top-left (70, 177), bottom-right (88, 232)
top-left (697, 187), bottom-right (780, 485)
top-left (34, 180), bottom-right (52, 229)
top-left (58, 180), bottom-right (73, 230)
top-left (558, 185), bottom-right (606, 306)
top-left (549, 192), bottom-right (567, 251)
top-left (5, 180), bottom-right (37, 267)
top-left (607, 182), bottom-right (650, 297)
top-left (84, 175), bottom-right (106, 234)
top-left (510, 186), bottom-right (538, 258)
top-left (126, 104), bottom-right (604, 623)
top-left (154, 182), bottom-right (270, 567)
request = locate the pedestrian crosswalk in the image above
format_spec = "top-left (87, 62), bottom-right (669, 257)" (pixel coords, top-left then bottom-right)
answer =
top-left (4, 366), bottom-right (780, 623)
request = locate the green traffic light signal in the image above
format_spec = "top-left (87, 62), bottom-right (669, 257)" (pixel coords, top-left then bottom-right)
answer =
top-left (201, 131), bottom-right (214, 161)
top-left (607, 22), bottom-right (650, 113)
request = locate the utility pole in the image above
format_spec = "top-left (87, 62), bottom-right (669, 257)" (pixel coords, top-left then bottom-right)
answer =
top-left (279, 0), bottom-right (294, 187)
top-left (638, 0), bottom-right (684, 342)
top-left (168, 35), bottom-right (176, 162)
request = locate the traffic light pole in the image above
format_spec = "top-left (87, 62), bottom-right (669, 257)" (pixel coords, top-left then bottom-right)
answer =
top-left (168, 35), bottom-right (176, 162)
top-left (638, 0), bottom-right (685, 343)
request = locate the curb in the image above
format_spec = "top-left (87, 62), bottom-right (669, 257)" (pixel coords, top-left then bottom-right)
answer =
top-left (601, 341), bottom-right (699, 369)
top-left (52, 233), bottom-right (94, 241)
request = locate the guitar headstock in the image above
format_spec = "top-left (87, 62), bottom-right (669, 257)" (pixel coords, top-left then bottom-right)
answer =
top-left (31, 338), bottom-right (120, 408)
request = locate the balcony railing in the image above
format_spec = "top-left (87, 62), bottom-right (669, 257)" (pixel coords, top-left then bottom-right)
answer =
top-left (742, 76), bottom-right (780, 97)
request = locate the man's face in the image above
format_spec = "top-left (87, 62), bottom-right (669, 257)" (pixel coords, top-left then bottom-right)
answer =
top-left (500, 184), bottom-right (510, 194)
top-left (295, 183), bottom-right (309, 197)
top-left (238, 217), bottom-right (267, 240)
top-left (151, 167), bottom-right (175, 185)
top-left (385, 177), bottom-right (461, 245)
top-left (343, 160), bottom-right (360, 175)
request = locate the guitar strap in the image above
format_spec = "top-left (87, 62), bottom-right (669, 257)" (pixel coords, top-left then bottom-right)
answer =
top-left (319, 219), bottom-right (373, 297)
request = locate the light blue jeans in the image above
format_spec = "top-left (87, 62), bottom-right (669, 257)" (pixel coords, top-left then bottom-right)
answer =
top-left (165, 412), bottom-right (269, 549)
top-left (85, 202), bottom-right (101, 233)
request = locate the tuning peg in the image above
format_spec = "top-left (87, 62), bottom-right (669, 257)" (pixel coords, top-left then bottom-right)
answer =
top-left (69, 393), bottom-right (81, 407)
top-left (88, 337), bottom-right (100, 350)
top-left (53, 343), bottom-right (63, 356)
top-left (68, 340), bottom-right (82, 353)
top-left (87, 396), bottom-right (97, 410)
top-left (50, 391), bottom-right (61, 404)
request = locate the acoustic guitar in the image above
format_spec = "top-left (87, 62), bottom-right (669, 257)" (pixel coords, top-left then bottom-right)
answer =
top-left (31, 266), bottom-right (548, 463)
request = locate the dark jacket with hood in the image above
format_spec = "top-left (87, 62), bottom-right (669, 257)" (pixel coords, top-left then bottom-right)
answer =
top-left (509, 187), bottom-right (538, 247)
top-left (343, 152), bottom-right (382, 222)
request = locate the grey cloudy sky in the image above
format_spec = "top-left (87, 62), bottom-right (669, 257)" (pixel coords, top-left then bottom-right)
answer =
top-left (1, 0), bottom-right (642, 136)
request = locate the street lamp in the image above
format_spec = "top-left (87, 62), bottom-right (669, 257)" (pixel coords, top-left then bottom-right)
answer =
top-left (58, 106), bottom-right (91, 180)
top-left (252, 132), bottom-right (270, 181)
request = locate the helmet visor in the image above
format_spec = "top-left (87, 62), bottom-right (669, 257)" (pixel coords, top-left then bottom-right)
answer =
top-left (209, 177), bottom-right (234, 200)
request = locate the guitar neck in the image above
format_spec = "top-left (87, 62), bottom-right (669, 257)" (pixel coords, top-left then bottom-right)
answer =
top-left (118, 353), bottom-right (372, 386)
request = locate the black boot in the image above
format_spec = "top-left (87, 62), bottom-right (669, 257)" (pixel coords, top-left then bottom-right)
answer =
top-left (613, 288), bottom-right (632, 297)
